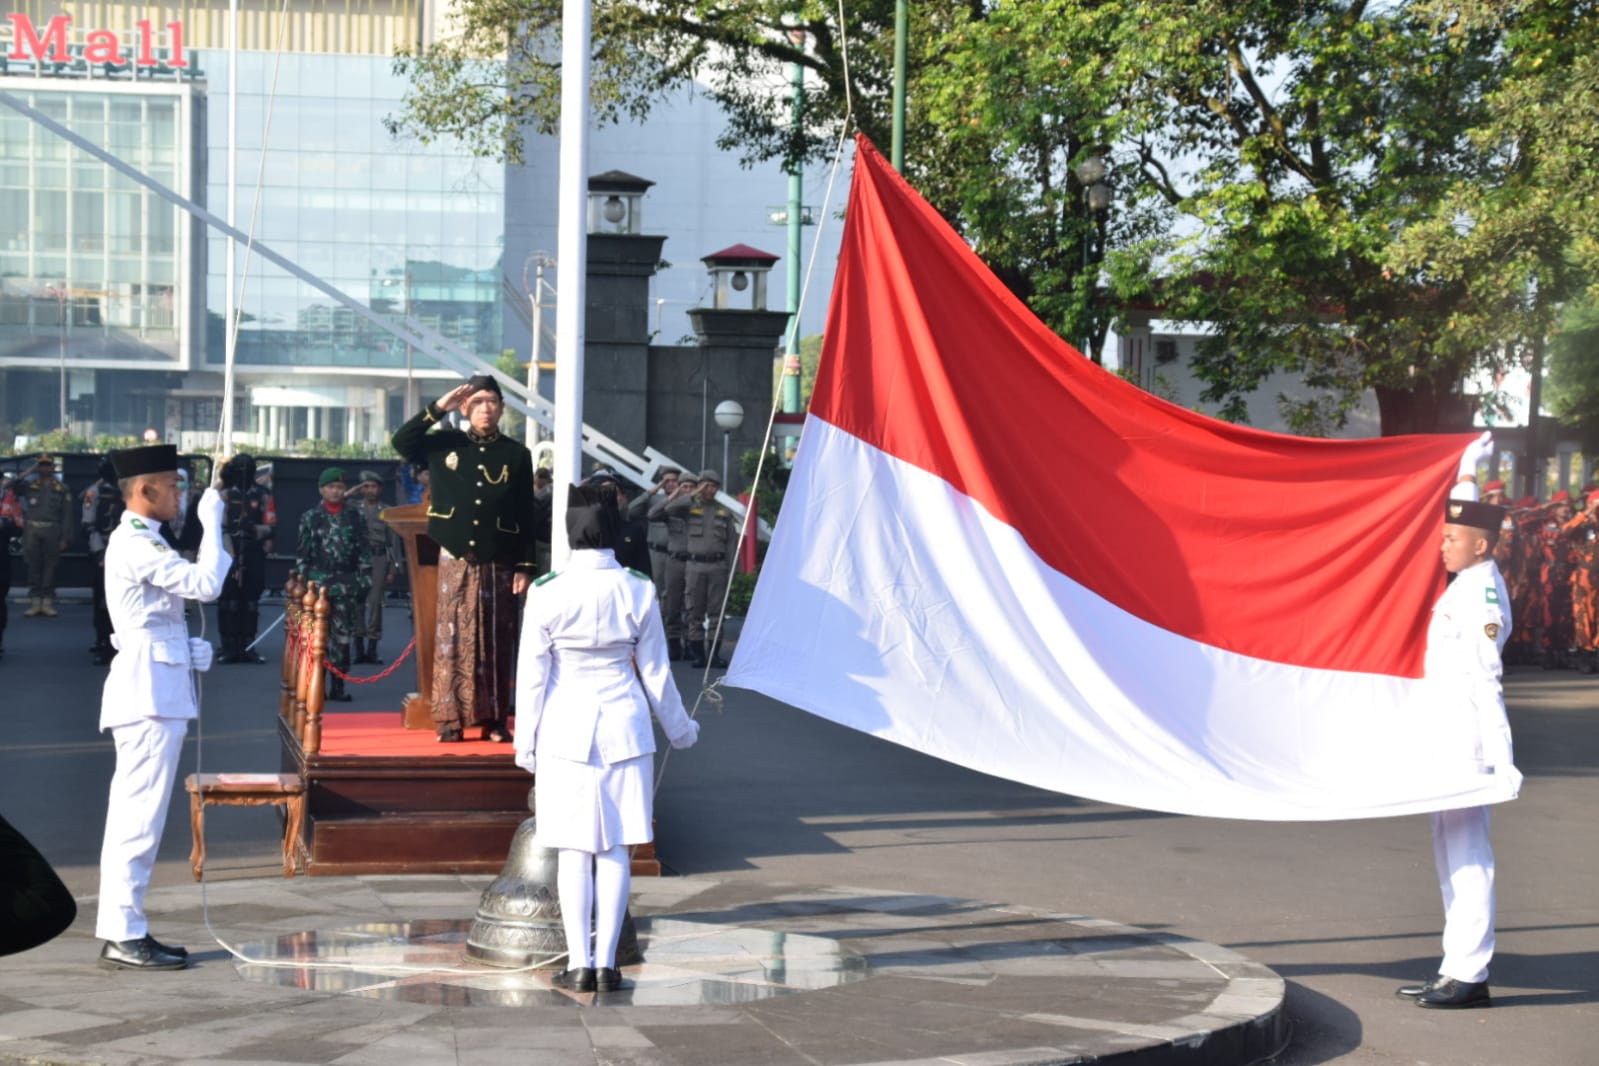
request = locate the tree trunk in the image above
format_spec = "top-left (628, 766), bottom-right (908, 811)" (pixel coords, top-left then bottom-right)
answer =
top-left (1374, 373), bottom-right (1476, 437)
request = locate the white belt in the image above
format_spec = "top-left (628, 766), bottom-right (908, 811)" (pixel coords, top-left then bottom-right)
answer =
top-left (111, 624), bottom-right (189, 651)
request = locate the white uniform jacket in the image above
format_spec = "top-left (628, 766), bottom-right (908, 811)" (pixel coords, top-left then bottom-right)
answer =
top-left (514, 549), bottom-right (696, 770)
top-left (100, 493), bottom-right (231, 731)
top-left (1423, 558), bottom-right (1517, 792)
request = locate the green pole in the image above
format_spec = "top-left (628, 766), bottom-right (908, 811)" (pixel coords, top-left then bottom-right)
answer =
top-left (892, 0), bottom-right (907, 170)
top-left (783, 54), bottom-right (804, 418)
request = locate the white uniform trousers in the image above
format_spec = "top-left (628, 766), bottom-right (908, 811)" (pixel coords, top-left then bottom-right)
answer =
top-left (96, 717), bottom-right (188, 941)
top-left (1431, 805), bottom-right (1495, 983)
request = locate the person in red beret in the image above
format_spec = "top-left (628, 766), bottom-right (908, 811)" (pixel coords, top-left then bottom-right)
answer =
top-left (1529, 491), bottom-right (1577, 667)
top-left (1560, 489), bottom-right (1599, 673)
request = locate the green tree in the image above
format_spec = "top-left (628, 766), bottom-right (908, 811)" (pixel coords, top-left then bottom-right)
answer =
top-left (1390, 1), bottom-right (1598, 440)
top-left (387, 0), bottom-right (904, 170)
top-left (494, 348), bottom-right (527, 439)
top-left (392, 0), bottom-right (1595, 435)
top-left (1545, 298), bottom-right (1599, 452)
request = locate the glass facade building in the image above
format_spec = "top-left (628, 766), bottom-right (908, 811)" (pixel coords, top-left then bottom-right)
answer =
top-left (0, 77), bottom-right (197, 434)
top-left (0, 12), bottom-right (500, 446)
top-left (199, 50), bottom-right (503, 375)
top-left (1, 1), bottom-right (837, 449)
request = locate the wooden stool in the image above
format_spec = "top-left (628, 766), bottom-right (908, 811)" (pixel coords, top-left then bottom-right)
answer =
top-left (184, 773), bottom-right (306, 880)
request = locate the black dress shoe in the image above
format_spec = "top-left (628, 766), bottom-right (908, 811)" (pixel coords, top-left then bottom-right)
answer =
top-left (1396, 975), bottom-right (1445, 998)
top-left (99, 935), bottom-right (187, 971)
top-left (1415, 978), bottom-right (1491, 1009)
top-left (552, 966), bottom-right (596, 992)
top-left (595, 966), bottom-right (625, 992)
top-left (148, 935), bottom-right (188, 958)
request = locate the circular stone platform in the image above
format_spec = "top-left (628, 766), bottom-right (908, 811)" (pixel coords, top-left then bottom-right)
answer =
top-left (1, 875), bottom-right (1288, 1066)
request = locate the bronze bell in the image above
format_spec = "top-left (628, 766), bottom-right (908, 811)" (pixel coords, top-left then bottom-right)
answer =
top-left (466, 788), bottom-right (641, 967)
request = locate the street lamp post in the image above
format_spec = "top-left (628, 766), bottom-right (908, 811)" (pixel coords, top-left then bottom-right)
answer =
top-left (50, 284), bottom-right (68, 433)
top-left (525, 253), bottom-right (555, 444)
top-left (404, 270), bottom-right (416, 413)
top-left (714, 399), bottom-right (744, 490)
top-left (1075, 153), bottom-right (1112, 363)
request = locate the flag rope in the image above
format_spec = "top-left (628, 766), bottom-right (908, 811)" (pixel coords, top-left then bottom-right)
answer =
top-left (665, 4), bottom-right (861, 786)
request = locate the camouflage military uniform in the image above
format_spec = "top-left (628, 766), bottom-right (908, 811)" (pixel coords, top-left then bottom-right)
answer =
top-left (295, 503), bottom-right (371, 693)
top-left (349, 487), bottom-right (396, 662)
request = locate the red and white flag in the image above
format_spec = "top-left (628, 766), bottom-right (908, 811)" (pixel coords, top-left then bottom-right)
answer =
top-left (725, 136), bottom-right (1516, 820)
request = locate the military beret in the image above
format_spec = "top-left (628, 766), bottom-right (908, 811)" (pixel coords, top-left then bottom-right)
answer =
top-left (1483, 479), bottom-right (1506, 493)
top-left (1549, 490), bottom-right (1572, 505)
top-left (697, 467), bottom-right (721, 485)
top-left (357, 469), bottom-right (382, 486)
top-left (318, 467), bottom-right (346, 488)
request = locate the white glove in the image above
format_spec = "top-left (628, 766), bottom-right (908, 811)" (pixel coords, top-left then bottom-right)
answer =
top-left (669, 719), bottom-right (700, 750)
top-left (188, 637), bottom-right (215, 672)
top-left (1458, 431), bottom-right (1493, 479)
top-left (197, 486), bottom-right (227, 535)
top-left (514, 749), bottom-right (535, 773)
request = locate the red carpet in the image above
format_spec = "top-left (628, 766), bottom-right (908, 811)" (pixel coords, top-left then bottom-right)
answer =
top-left (318, 712), bottom-right (517, 758)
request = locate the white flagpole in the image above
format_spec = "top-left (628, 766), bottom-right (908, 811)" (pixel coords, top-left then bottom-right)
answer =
top-left (220, 0), bottom-right (238, 452)
top-left (551, 0), bottom-right (590, 568)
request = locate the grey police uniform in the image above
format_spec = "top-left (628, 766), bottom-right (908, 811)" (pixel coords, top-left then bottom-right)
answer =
top-left (21, 470), bottom-right (71, 605)
top-left (669, 487), bottom-right (736, 664)
top-left (650, 493), bottom-right (692, 645)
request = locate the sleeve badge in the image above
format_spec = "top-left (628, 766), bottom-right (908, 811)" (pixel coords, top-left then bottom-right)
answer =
top-left (1485, 623), bottom-right (1500, 639)
top-left (446, 451), bottom-right (459, 471)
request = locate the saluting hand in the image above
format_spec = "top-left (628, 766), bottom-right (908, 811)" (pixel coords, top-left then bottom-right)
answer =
top-left (434, 383), bottom-right (475, 413)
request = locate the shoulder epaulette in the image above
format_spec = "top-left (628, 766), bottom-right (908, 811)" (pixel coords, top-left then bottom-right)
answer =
top-left (534, 571), bottom-right (560, 586)
top-left (625, 567), bottom-right (650, 581)
top-left (130, 517), bottom-right (148, 531)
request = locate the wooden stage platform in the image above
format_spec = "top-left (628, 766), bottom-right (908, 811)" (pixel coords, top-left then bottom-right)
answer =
top-left (281, 711), bottom-right (661, 877)
top-left (271, 569), bottom-right (658, 878)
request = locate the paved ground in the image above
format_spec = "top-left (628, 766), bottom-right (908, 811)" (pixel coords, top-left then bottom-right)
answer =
top-left (2, 597), bottom-right (1596, 1064)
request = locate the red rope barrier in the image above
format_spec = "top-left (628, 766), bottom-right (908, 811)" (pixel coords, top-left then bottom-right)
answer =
top-left (322, 638), bottom-right (416, 684)
top-left (284, 609), bottom-right (417, 684)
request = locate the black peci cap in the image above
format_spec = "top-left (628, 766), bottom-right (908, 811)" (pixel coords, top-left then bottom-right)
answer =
top-left (1444, 498), bottom-right (1507, 533)
top-left (110, 444), bottom-right (179, 480)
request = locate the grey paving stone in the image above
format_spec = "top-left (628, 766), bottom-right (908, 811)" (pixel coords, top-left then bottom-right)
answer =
top-left (0, 1008), bottom-right (122, 1040)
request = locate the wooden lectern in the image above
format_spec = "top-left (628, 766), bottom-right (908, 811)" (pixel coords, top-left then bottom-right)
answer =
top-left (380, 502), bottom-right (439, 729)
